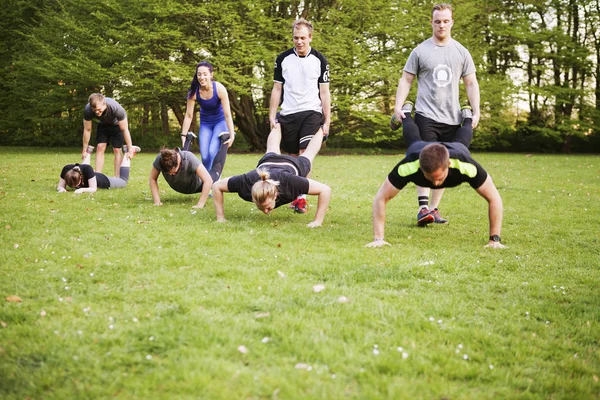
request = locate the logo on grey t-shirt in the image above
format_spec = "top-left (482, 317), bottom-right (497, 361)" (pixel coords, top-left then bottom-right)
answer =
top-left (433, 64), bottom-right (452, 87)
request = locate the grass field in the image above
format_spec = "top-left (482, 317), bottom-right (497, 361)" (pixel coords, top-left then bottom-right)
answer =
top-left (0, 147), bottom-right (598, 399)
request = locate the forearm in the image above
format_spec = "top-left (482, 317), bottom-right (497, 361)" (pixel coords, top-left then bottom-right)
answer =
top-left (394, 77), bottom-right (412, 114)
top-left (312, 187), bottom-right (331, 225)
top-left (122, 129), bottom-right (133, 149)
top-left (149, 180), bottom-right (161, 204)
top-left (372, 197), bottom-right (387, 239)
top-left (269, 87), bottom-right (282, 125)
top-left (466, 82), bottom-right (481, 115)
top-left (196, 180), bottom-right (212, 208)
top-left (321, 89), bottom-right (331, 125)
top-left (488, 197), bottom-right (503, 237)
top-left (82, 129), bottom-right (91, 149)
top-left (212, 188), bottom-right (226, 221)
top-left (75, 187), bottom-right (97, 193)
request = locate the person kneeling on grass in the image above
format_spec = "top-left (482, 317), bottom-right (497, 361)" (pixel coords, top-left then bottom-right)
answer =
top-left (57, 145), bottom-right (141, 194)
top-left (366, 109), bottom-right (507, 249)
top-left (211, 126), bottom-right (331, 228)
top-left (148, 134), bottom-right (229, 209)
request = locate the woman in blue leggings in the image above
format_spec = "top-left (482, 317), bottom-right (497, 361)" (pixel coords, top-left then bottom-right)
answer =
top-left (180, 61), bottom-right (235, 171)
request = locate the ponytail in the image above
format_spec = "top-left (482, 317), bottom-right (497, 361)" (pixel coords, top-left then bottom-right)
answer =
top-left (252, 167), bottom-right (280, 208)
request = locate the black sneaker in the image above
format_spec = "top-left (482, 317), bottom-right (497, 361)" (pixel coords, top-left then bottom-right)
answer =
top-left (218, 132), bottom-right (231, 144)
top-left (187, 132), bottom-right (197, 143)
top-left (430, 208), bottom-right (448, 224)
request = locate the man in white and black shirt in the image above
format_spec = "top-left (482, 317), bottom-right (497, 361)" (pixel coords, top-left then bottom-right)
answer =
top-left (268, 18), bottom-right (331, 213)
top-left (269, 18), bottom-right (330, 155)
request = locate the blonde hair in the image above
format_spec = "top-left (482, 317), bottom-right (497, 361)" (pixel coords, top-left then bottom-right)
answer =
top-left (251, 168), bottom-right (280, 209)
top-left (432, 3), bottom-right (453, 17)
top-left (292, 18), bottom-right (313, 35)
top-left (88, 93), bottom-right (105, 107)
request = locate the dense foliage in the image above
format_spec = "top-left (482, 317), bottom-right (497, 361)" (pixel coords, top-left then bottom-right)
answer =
top-left (1, 0), bottom-right (599, 152)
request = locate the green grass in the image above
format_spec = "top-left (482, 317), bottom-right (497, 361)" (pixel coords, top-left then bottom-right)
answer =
top-left (0, 147), bottom-right (598, 399)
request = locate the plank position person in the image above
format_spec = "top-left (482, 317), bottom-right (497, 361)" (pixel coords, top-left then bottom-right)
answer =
top-left (58, 145), bottom-right (141, 193)
top-left (211, 127), bottom-right (331, 228)
top-left (149, 134), bottom-right (229, 209)
top-left (367, 107), bottom-right (506, 249)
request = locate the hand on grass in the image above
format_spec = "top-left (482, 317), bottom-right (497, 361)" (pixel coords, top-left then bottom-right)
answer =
top-left (306, 221), bottom-right (322, 228)
top-left (485, 241), bottom-right (508, 249)
top-left (365, 239), bottom-right (391, 248)
top-left (192, 204), bottom-right (204, 209)
top-left (74, 188), bottom-right (84, 194)
top-left (217, 217), bottom-right (226, 223)
top-left (57, 187), bottom-right (67, 193)
top-left (154, 202), bottom-right (163, 206)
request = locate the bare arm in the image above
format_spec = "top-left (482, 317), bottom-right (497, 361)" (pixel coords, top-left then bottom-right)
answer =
top-left (74, 176), bottom-right (97, 194)
top-left (393, 71), bottom-right (416, 119)
top-left (211, 177), bottom-right (231, 222)
top-left (82, 119), bottom-right (92, 159)
top-left (366, 178), bottom-right (401, 247)
top-left (269, 82), bottom-right (283, 128)
top-left (319, 83), bottom-right (331, 136)
top-left (180, 96), bottom-right (196, 147)
top-left (463, 72), bottom-right (480, 129)
top-left (265, 124), bottom-right (282, 154)
top-left (475, 175), bottom-right (507, 248)
top-left (149, 167), bottom-right (162, 206)
top-left (193, 164), bottom-right (213, 209)
top-left (118, 118), bottom-right (134, 157)
top-left (57, 177), bottom-right (67, 192)
top-left (216, 82), bottom-right (236, 147)
top-left (306, 179), bottom-right (331, 228)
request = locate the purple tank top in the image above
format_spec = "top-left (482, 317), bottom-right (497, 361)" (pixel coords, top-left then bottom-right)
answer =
top-left (197, 81), bottom-right (225, 124)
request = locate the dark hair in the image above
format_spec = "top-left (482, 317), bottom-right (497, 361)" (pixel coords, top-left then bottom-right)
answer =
top-left (158, 148), bottom-right (179, 171)
top-left (65, 166), bottom-right (82, 188)
top-left (186, 61), bottom-right (214, 99)
top-left (419, 144), bottom-right (449, 173)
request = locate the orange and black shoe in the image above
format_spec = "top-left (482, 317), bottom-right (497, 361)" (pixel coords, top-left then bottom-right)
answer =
top-left (293, 197), bottom-right (308, 214)
top-left (417, 207), bottom-right (434, 226)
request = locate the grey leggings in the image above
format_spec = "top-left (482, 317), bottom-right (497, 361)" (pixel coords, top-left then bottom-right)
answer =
top-left (106, 166), bottom-right (129, 189)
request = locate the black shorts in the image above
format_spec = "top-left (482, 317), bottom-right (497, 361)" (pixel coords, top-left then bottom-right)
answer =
top-left (96, 123), bottom-right (124, 148)
top-left (277, 110), bottom-right (323, 154)
top-left (415, 114), bottom-right (459, 142)
top-left (258, 152), bottom-right (312, 177)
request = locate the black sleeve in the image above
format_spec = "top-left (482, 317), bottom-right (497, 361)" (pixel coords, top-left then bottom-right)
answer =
top-left (81, 165), bottom-right (96, 181)
top-left (228, 172), bottom-right (257, 202)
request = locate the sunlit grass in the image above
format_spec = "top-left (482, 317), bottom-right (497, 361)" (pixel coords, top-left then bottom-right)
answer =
top-left (0, 147), bottom-right (598, 399)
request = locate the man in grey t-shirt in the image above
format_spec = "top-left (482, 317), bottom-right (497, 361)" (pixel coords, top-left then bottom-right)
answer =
top-left (148, 137), bottom-right (229, 208)
top-left (392, 3), bottom-right (480, 226)
top-left (82, 93), bottom-right (135, 177)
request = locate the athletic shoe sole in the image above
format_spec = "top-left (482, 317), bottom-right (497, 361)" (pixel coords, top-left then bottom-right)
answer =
top-left (417, 213), bottom-right (435, 226)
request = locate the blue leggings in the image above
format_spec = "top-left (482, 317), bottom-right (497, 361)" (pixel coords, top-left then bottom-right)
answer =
top-left (199, 119), bottom-right (228, 170)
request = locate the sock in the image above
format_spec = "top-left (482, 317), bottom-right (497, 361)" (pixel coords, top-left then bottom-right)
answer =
top-left (418, 196), bottom-right (429, 210)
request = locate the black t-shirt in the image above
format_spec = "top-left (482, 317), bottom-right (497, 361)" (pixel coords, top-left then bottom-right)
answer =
top-left (388, 141), bottom-right (488, 190)
top-left (227, 154), bottom-right (310, 208)
top-left (60, 164), bottom-right (110, 189)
